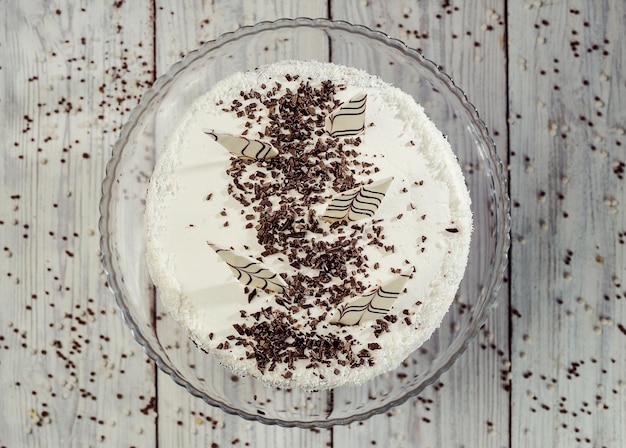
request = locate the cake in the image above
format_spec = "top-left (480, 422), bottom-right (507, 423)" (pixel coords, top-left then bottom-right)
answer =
top-left (145, 61), bottom-right (472, 391)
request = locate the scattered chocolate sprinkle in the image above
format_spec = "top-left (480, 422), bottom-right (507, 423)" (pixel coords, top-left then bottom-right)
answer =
top-left (206, 76), bottom-right (426, 375)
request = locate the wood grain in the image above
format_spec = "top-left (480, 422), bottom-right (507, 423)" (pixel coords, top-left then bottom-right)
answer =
top-left (508, 1), bottom-right (626, 447)
top-left (0, 1), bottom-right (158, 447)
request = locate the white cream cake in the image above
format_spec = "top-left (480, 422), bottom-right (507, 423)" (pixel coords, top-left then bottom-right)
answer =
top-left (145, 60), bottom-right (472, 391)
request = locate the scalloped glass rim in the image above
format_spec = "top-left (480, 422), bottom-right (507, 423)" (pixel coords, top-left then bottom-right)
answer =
top-left (99, 17), bottom-right (510, 428)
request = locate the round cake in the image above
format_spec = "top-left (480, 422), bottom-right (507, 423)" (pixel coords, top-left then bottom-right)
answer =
top-left (145, 60), bottom-right (472, 391)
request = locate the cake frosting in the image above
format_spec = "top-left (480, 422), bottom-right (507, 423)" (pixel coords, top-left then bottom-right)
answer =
top-left (145, 61), bottom-right (472, 391)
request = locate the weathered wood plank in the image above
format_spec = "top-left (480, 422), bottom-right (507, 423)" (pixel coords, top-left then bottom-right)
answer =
top-left (331, 1), bottom-right (510, 446)
top-left (508, 1), bottom-right (626, 447)
top-left (152, 1), bottom-right (333, 445)
top-left (0, 1), bottom-right (158, 447)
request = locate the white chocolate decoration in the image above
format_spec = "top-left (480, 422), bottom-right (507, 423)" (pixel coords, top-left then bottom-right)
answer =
top-left (325, 93), bottom-right (367, 137)
top-left (330, 269), bottom-right (414, 325)
top-left (207, 242), bottom-right (287, 293)
top-left (320, 177), bottom-right (393, 223)
top-left (204, 129), bottom-right (278, 160)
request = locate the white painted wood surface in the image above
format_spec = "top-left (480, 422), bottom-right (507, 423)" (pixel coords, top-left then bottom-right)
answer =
top-left (331, 2), bottom-right (510, 446)
top-left (508, 2), bottom-right (626, 447)
top-left (1, 1), bottom-right (624, 447)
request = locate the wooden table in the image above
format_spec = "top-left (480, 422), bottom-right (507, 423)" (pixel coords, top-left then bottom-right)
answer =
top-left (2, 1), bottom-right (624, 446)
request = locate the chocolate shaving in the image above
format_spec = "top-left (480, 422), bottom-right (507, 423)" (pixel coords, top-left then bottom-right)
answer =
top-left (214, 77), bottom-right (404, 373)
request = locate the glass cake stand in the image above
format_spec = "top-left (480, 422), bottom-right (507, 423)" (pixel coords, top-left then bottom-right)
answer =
top-left (99, 18), bottom-right (510, 428)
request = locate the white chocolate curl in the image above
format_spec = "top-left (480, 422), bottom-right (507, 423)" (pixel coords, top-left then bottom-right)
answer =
top-left (320, 177), bottom-right (393, 223)
top-left (207, 242), bottom-right (287, 293)
top-left (330, 269), bottom-right (413, 325)
top-left (325, 93), bottom-right (367, 137)
top-left (204, 130), bottom-right (278, 160)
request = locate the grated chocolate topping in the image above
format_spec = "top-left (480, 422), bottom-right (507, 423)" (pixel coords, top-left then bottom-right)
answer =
top-left (217, 77), bottom-right (396, 374)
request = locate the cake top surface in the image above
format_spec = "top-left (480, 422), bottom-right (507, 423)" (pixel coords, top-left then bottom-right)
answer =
top-left (145, 60), bottom-right (472, 390)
